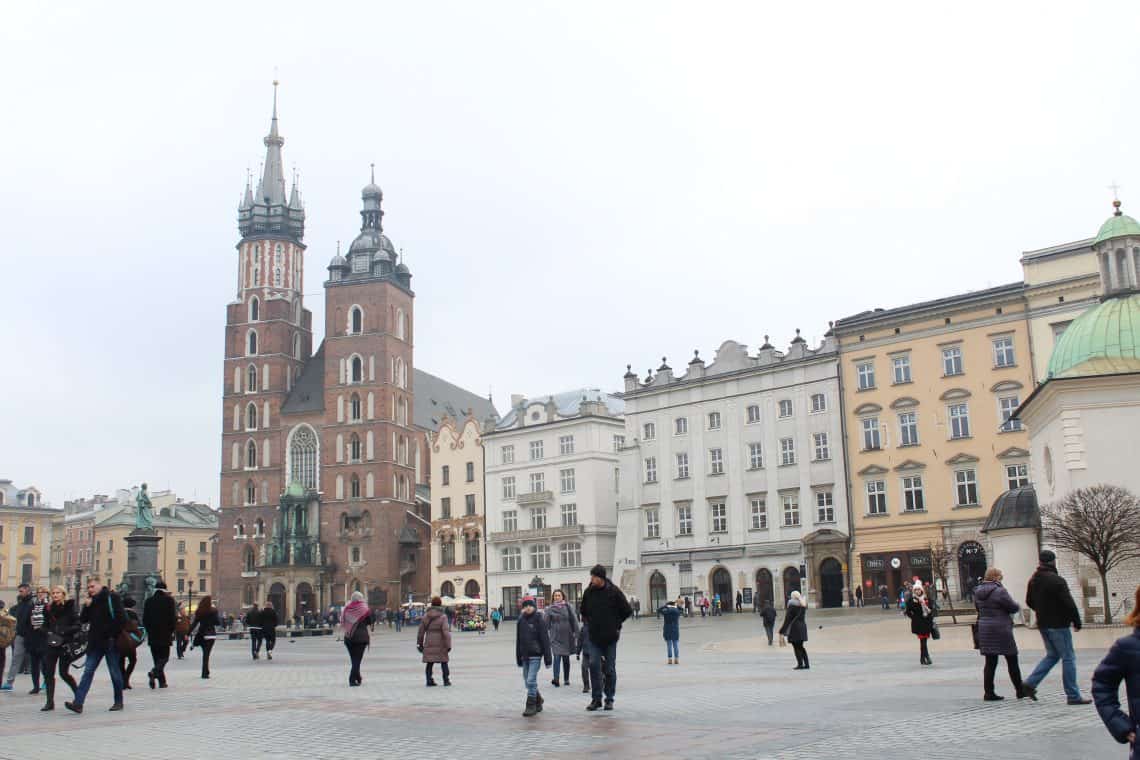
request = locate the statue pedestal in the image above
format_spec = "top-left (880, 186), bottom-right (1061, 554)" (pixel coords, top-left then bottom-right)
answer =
top-left (121, 529), bottom-right (161, 603)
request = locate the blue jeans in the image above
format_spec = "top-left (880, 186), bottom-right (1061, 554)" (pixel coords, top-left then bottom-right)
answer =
top-left (666, 638), bottom-right (679, 658)
top-left (1025, 627), bottom-right (1081, 699)
top-left (586, 639), bottom-right (617, 702)
top-left (72, 641), bottom-right (124, 707)
top-left (521, 656), bottom-right (542, 698)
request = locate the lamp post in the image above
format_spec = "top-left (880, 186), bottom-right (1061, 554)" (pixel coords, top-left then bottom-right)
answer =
top-left (187, 579), bottom-right (196, 615)
top-left (74, 568), bottom-right (82, 604)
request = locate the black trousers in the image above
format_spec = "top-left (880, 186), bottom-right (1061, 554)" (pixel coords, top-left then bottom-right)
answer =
top-left (41, 648), bottom-right (77, 704)
top-left (425, 662), bottom-right (449, 683)
top-left (176, 634), bottom-right (188, 658)
top-left (27, 646), bottom-right (44, 690)
top-left (263, 630), bottom-right (276, 653)
top-left (580, 652), bottom-right (590, 689)
top-left (792, 641), bottom-right (809, 668)
top-left (984, 654), bottom-right (1023, 696)
top-left (198, 639), bottom-right (215, 676)
top-left (250, 631), bottom-right (263, 657)
top-left (122, 646), bottom-right (137, 686)
top-left (553, 654), bottom-right (570, 682)
top-left (345, 642), bottom-right (366, 683)
top-left (764, 624), bottom-right (774, 645)
top-left (149, 641), bottom-right (171, 684)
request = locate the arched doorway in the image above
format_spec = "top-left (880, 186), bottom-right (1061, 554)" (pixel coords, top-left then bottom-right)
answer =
top-left (782, 566), bottom-right (801, 602)
top-left (711, 567), bottom-right (732, 613)
top-left (464, 579), bottom-right (480, 598)
top-left (819, 558), bottom-right (844, 608)
top-left (755, 568), bottom-right (774, 607)
top-left (649, 571), bottom-right (668, 611)
top-left (268, 582), bottom-right (286, 621)
top-left (441, 581), bottom-right (455, 598)
top-left (957, 541), bottom-right (987, 600)
top-left (296, 582), bottom-right (314, 621)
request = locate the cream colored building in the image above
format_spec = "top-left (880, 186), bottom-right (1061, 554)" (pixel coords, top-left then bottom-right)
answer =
top-left (0, 480), bottom-right (58, 599)
top-left (429, 414), bottom-right (487, 600)
top-left (1020, 237), bottom-right (1102, 383)
top-left (834, 285), bottom-right (1034, 603)
top-left (94, 490), bottom-right (218, 602)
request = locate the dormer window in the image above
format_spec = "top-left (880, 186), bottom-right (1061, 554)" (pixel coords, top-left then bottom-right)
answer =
top-left (352, 255), bottom-right (370, 274)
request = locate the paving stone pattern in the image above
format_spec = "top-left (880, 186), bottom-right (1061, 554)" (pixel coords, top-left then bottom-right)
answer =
top-left (0, 611), bottom-right (1124, 759)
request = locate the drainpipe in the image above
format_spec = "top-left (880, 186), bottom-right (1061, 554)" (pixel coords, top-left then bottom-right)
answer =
top-left (836, 355), bottom-right (857, 608)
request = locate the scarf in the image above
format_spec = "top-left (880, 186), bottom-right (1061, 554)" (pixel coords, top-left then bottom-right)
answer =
top-left (914, 592), bottom-right (931, 617)
top-left (342, 600), bottom-right (370, 634)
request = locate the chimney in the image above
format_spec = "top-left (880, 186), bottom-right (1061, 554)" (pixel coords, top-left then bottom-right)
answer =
top-left (623, 364), bottom-right (639, 392)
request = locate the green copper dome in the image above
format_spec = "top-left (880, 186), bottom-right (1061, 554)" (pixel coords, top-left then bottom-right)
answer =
top-left (1047, 293), bottom-right (1140, 379)
top-left (1093, 210), bottom-right (1140, 245)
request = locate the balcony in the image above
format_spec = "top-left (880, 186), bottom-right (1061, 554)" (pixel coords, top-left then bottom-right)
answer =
top-left (490, 524), bottom-right (584, 543)
top-left (517, 490), bottom-right (554, 506)
top-left (262, 538), bottom-right (327, 568)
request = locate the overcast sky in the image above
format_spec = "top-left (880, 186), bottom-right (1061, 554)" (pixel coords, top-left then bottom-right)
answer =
top-left (3, 2), bottom-right (1137, 506)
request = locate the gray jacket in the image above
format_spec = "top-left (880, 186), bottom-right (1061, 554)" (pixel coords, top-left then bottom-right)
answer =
top-left (543, 602), bottom-right (579, 657)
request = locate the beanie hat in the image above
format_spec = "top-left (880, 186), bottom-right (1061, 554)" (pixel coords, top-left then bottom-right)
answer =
top-left (1039, 549), bottom-right (1056, 565)
top-left (590, 564), bottom-right (607, 580)
top-left (155, 580), bottom-right (167, 590)
top-left (520, 596), bottom-right (536, 609)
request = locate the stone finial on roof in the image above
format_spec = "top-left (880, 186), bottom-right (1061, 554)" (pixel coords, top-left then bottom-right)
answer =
top-left (760, 335), bottom-right (774, 350)
top-left (658, 357), bottom-right (671, 372)
top-left (791, 328), bottom-right (806, 345)
top-left (689, 350), bottom-right (704, 365)
top-left (624, 364), bottom-right (638, 378)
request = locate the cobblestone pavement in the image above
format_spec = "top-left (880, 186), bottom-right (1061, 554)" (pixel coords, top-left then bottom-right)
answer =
top-left (0, 611), bottom-right (1125, 759)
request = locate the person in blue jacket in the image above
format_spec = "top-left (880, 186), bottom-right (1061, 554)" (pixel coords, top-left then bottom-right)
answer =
top-left (659, 599), bottom-right (682, 665)
top-left (1093, 584), bottom-right (1140, 759)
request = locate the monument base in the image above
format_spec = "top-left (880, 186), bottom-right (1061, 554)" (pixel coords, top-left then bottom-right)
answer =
top-left (120, 529), bottom-right (162, 603)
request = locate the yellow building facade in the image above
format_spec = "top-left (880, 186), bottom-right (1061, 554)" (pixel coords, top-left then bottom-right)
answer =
top-left (429, 414), bottom-right (487, 601)
top-left (834, 284), bottom-right (1033, 603)
top-left (0, 482), bottom-right (58, 599)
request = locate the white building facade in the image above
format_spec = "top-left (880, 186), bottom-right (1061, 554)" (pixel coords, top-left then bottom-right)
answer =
top-left (613, 335), bottom-right (850, 611)
top-left (484, 390), bottom-right (624, 617)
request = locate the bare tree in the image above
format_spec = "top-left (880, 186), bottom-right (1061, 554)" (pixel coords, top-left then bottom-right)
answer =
top-left (1043, 484), bottom-right (1140, 624)
top-left (927, 542), bottom-right (958, 624)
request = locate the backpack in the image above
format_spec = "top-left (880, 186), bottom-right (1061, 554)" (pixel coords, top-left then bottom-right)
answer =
top-left (175, 612), bottom-right (191, 635)
top-left (0, 612), bottom-right (15, 649)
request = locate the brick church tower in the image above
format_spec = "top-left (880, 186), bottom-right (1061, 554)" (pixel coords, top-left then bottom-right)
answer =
top-left (217, 85), bottom-right (427, 618)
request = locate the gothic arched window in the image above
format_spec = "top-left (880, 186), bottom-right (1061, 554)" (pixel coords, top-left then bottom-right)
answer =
top-left (350, 474), bottom-right (361, 499)
top-left (249, 297), bottom-right (259, 322)
top-left (350, 433), bottom-right (361, 462)
top-left (350, 393), bottom-right (362, 422)
top-left (246, 440), bottom-right (258, 469)
top-left (246, 403), bottom-right (258, 430)
top-left (289, 426), bottom-right (318, 490)
top-left (247, 330), bottom-right (258, 356)
top-left (351, 356), bottom-right (363, 384)
top-left (247, 364), bottom-right (258, 393)
top-left (351, 307), bottom-right (363, 335)
top-left (396, 308), bottom-right (406, 341)
top-left (245, 479), bottom-right (256, 505)
top-left (293, 333), bottom-right (301, 360)
top-left (243, 545), bottom-right (256, 573)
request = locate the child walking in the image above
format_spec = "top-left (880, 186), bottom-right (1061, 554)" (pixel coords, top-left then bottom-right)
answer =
top-left (659, 599), bottom-right (682, 664)
top-left (516, 597), bottom-right (551, 717)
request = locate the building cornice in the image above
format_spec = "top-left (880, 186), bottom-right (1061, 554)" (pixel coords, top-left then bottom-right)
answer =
top-left (621, 352), bottom-right (837, 401)
top-left (834, 282), bottom-right (1025, 335)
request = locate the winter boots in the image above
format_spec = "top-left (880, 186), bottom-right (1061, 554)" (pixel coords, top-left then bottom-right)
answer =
top-left (535, 691), bottom-right (543, 712)
top-left (523, 696), bottom-right (538, 717)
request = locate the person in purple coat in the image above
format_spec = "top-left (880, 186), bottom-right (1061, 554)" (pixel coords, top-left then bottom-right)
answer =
top-left (1092, 584), bottom-right (1140, 760)
top-left (973, 567), bottom-right (1031, 701)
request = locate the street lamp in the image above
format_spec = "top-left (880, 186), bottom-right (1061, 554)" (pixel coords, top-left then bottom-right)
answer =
top-left (73, 568), bottom-right (81, 603)
top-left (187, 578), bottom-right (196, 615)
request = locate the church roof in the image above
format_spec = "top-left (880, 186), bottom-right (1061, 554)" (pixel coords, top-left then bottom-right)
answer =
top-left (1046, 292), bottom-right (1140, 379)
top-left (281, 345), bottom-right (327, 414)
top-left (413, 369), bottom-right (497, 432)
top-left (982, 486), bottom-right (1040, 532)
top-left (1094, 209), bottom-right (1140, 246)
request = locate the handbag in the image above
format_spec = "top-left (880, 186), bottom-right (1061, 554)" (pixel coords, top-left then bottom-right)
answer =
top-left (46, 632), bottom-right (65, 648)
top-left (931, 621), bottom-right (941, 641)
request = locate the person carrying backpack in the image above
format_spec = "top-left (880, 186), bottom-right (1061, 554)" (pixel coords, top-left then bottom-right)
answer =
top-left (65, 578), bottom-right (126, 714)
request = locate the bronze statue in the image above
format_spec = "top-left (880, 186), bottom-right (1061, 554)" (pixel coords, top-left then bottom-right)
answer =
top-left (135, 483), bottom-right (154, 531)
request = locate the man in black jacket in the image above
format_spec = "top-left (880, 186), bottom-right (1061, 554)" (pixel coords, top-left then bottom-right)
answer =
top-left (245, 603), bottom-right (263, 660)
top-left (142, 580), bottom-right (177, 689)
top-left (260, 601), bottom-right (279, 660)
top-left (65, 578), bottom-right (125, 713)
top-left (1024, 550), bottom-right (1091, 705)
top-left (578, 564), bottom-right (632, 712)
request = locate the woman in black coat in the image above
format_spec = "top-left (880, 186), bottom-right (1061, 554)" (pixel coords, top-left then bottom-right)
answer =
top-left (973, 568), bottom-right (1030, 701)
top-left (1093, 584), bottom-right (1140, 759)
top-left (189, 595), bottom-right (221, 679)
top-left (779, 590), bottom-right (809, 670)
top-left (904, 582), bottom-right (936, 666)
top-left (41, 587), bottom-right (80, 711)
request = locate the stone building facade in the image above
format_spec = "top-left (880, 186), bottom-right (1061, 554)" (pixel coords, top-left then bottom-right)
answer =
top-left (613, 336), bottom-right (850, 611)
top-left (429, 414), bottom-right (487, 600)
top-left (0, 480), bottom-right (57, 598)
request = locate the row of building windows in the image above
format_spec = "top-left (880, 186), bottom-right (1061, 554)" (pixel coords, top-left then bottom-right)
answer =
top-left (438, 535), bottom-right (481, 566)
top-left (858, 400), bottom-right (1021, 452)
top-left (643, 435), bottom-right (830, 482)
top-left (863, 464), bottom-right (1029, 515)
top-left (498, 434), bottom-right (625, 466)
top-left (500, 542), bottom-right (583, 571)
top-left (0, 526), bottom-right (36, 544)
top-left (439, 494), bottom-right (478, 518)
top-left (499, 469), bottom-right (578, 499)
top-left (643, 491), bottom-right (834, 538)
top-left (499, 503), bottom-right (578, 532)
top-left (855, 337), bottom-right (1017, 392)
top-left (639, 395), bottom-right (828, 443)
top-left (440, 462), bottom-right (476, 485)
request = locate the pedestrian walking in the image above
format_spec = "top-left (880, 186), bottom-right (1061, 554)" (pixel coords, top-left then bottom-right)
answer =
top-left (905, 581), bottom-right (936, 666)
top-left (735, 591), bottom-right (743, 614)
top-left (855, 586), bottom-right (864, 608)
top-left (174, 602), bottom-right (190, 659)
top-left (40, 586), bottom-right (79, 711)
top-left (260, 601), bottom-right (278, 660)
top-left (0, 601), bottom-right (15, 689)
top-left (189, 595), bottom-right (221, 679)
top-left (1024, 549), bottom-right (1090, 704)
top-left (1092, 584), bottom-right (1140, 759)
top-left (659, 599), bottom-right (681, 664)
top-left (2, 583), bottom-right (32, 691)
top-left (544, 589), bottom-right (579, 687)
top-left (342, 591), bottom-right (371, 687)
top-left (578, 564), bottom-right (632, 712)
top-left (517, 597), bottom-right (551, 717)
top-left (699, 597), bottom-right (709, 618)
top-left (491, 608), bottom-right (502, 632)
top-left (974, 567), bottom-right (1029, 701)
top-left (245, 603), bottom-right (263, 660)
top-left (142, 580), bottom-right (176, 689)
top-left (879, 585), bottom-right (890, 611)
top-left (417, 597), bottom-right (452, 686)
top-left (780, 590), bottom-right (810, 670)
top-left (395, 607), bottom-right (404, 632)
top-left (118, 597), bottom-right (141, 689)
top-left (760, 601), bottom-right (777, 645)
top-left (24, 587), bottom-right (49, 696)
top-left (65, 578), bottom-right (126, 714)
